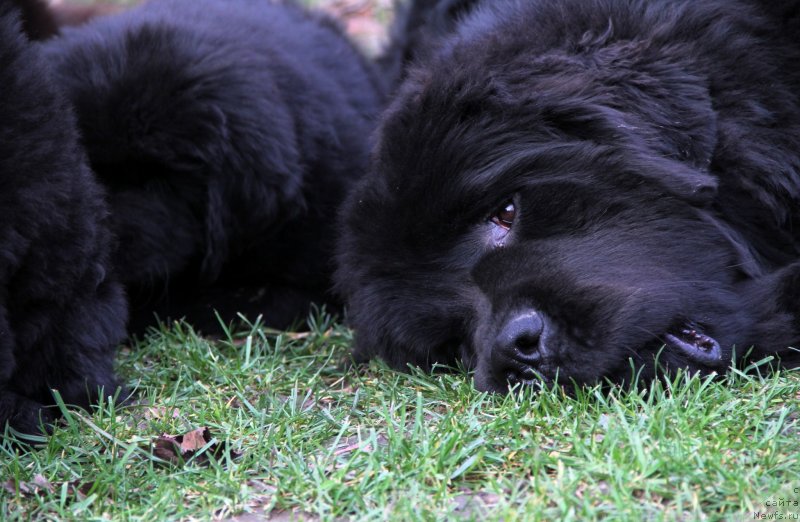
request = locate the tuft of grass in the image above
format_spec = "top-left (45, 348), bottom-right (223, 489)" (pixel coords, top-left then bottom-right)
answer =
top-left (1, 312), bottom-right (798, 521)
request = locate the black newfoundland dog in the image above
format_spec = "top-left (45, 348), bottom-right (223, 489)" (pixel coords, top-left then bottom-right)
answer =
top-left (0, 3), bottom-right (126, 435)
top-left (336, 0), bottom-right (800, 392)
top-left (41, 0), bottom-right (385, 334)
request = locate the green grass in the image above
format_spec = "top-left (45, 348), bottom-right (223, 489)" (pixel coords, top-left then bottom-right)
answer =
top-left (1, 313), bottom-right (798, 521)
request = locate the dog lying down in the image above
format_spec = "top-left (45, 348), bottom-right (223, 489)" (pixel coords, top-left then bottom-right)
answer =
top-left (0, 3), bottom-right (127, 435)
top-left (336, 0), bottom-right (800, 392)
top-left (41, 0), bottom-right (385, 335)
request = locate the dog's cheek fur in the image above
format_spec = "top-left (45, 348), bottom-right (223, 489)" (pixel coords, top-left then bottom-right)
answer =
top-left (336, 177), bottom-right (485, 371)
top-left (345, 277), bottom-right (474, 371)
top-left (0, 4), bottom-right (126, 435)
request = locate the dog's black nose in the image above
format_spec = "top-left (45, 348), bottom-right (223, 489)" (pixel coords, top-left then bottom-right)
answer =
top-left (491, 311), bottom-right (545, 385)
top-left (498, 311), bottom-right (544, 356)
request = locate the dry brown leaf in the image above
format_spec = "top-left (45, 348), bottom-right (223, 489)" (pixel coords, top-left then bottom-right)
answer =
top-left (180, 427), bottom-right (209, 452)
top-left (151, 427), bottom-right (241, 466)
top-left (2, 479), bottom-right (19, 495)
top-left (3, 474), bottom-right (54, 497)
top-left (144, 406), bottom-right (180, 420)
top-left (31, 474), bottom-right (53, 493)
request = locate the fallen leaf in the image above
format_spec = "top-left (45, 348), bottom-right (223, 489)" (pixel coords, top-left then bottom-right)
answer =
top-left (2, 479), bottom-right (18, 495)
top-left (180, 427), bottom-right (209, 452)
top-left (151, 427), bottom-right (241, 466)
top-left (3, 474), bottom-right (54, 497)
top-left (144, 406), bottom-right (180, 421)
top-left (31, 474), bottom-right (53, 493)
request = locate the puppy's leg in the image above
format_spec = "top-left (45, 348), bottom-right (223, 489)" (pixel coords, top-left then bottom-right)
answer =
top-left (0, 392), bottom-right (54, 436)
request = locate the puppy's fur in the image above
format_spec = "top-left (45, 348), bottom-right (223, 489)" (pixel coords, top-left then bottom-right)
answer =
top-left (0, 3), bottom-right (126, 435)
top-left (378, 0), bottom-right (479, 87)
top-left (42, 0), bottom-right (385, 333)
top-left (337, 0), bottom-right (800, 392)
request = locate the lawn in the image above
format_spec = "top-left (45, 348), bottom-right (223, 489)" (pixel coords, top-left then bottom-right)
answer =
top-left (1, 311), bottom-right (798, 521)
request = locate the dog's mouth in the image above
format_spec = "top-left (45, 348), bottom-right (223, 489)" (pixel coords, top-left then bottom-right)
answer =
top-left (664, 322), bottom-right (722, 364)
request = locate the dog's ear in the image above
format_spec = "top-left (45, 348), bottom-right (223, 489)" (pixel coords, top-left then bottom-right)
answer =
top-left (546, 99), bottom-right (719, 205)
top-left (591, 46), bottom-right (720, 204)
top-left (585, 100), bottom-right (719, 205)
top-left (633, 151), bottom-right (718, 206)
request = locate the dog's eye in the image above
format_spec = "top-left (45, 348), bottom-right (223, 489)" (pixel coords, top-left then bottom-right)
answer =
top-left (490, 201), bottom-right (516, 230)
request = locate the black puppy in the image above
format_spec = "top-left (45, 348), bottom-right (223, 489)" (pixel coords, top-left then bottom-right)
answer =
top-left (336, 0), bottom-right (800, 392)
top-left (0, 3), bottom-right (126, 435)
top-left (42, 0), bottom-right (385, 334)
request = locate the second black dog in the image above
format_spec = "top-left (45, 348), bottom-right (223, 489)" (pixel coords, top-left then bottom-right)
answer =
top-left (42, 0), bottom-right (385, 333)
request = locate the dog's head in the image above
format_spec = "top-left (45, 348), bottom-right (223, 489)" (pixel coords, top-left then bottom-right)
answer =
top-left (337, 11), bottom-right (799, 390)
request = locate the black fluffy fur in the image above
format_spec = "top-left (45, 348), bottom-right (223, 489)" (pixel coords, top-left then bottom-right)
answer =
top-left (0, 4), bottom-right (127, 435)
top-left (336, 0), bottom-right (800, 392)
top-left (378, 0), bottom-right (480, 87)
top-left (41, 0), bottom-right (385, 334)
